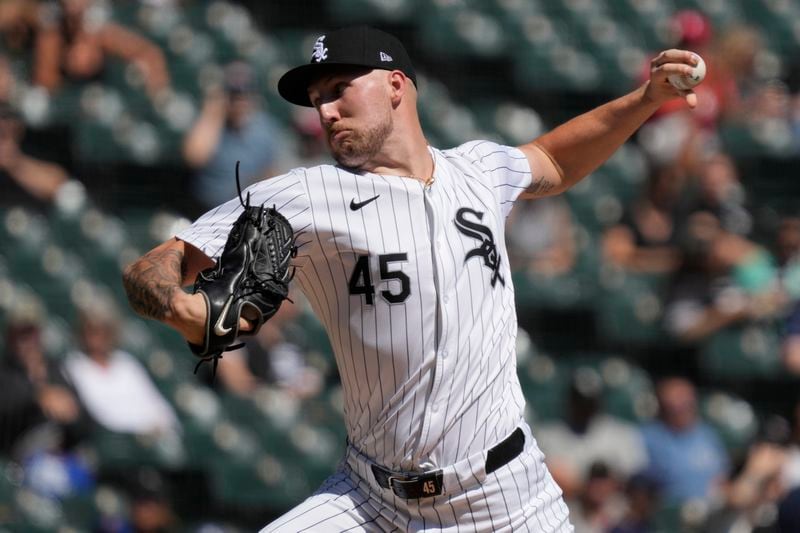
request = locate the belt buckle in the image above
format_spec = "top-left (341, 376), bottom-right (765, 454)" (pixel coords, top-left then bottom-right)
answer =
top-left (387, 474), bottom-right (418, 492)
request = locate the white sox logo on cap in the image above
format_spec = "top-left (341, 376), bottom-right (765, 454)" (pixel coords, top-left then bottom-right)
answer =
top-left (312, 35), bottom-right (328, 63)
top-left (278, 26), bottom-right (418, 107)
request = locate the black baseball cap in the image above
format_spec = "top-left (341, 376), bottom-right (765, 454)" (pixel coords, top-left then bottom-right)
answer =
top-left (278, 26), bottom-right (417, 107)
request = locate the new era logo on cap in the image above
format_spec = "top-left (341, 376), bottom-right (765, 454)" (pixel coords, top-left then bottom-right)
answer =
top-left (278, 26), bottom-right (417, 107)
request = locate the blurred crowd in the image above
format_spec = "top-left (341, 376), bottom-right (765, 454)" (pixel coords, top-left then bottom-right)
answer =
top-left (506, 9), bottom-right (800, 533)
top-left (534, 373), bottom-right (800, 533)
top-left (0, 0), bottom-right (799, 531)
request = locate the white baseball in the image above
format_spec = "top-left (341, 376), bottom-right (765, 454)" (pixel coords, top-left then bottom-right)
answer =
top-left (668, 54), bottom-right (706, 91)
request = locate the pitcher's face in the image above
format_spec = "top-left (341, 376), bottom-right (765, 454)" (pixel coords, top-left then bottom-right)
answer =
top-left (308, 68), bottom-right (394, 169)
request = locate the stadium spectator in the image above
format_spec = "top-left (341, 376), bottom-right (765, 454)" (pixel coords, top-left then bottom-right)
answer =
top-left (0, 53), bottom-right (16, 102)
top-left (664, 211), bottom-right (784, 343)
top-left (713, 25), bottom-right (766, 117)
top-left (779, 486), bottom-right (800, 533)
top-left (288, 106), bottom-right (329, 167)
top-left (636, 11), bottom-right (740, 170)
top-left (33, 0), bottom-right (170, 101)
top-left (781, 398), bottom-right (800, 491)
top-left (777, 217), bottom-right (800, 374)
top-left (0, 99), bottom-right (71, 208)
top-left (506, 195), bottom-right (577, 277)
top-left (704, 417), bottom-right (791, 532)
top-left (0, 308), bottom-right (95, 504)
top-left (786, 302), bottom-right (800, 376)
top-left (656, 10), bottom-right (738, 124)
top-left (678, 151), bottom-right (753, 237)
top-left (745, 79), bottom-right (796, 152)
top-left (567, 461), bottom-right (626, 533)
top-left (62, 306), bottom-right (180, 436)
top-left (0, 0), bottom-right (40, 57)
top-left (608, 473), bottom-right (662, 533)
top-left (182, 60), bottom-right (282, 214)
top-left (794, 92), bottom-right (800, 153)
top-left (122, 468), bottom-right (179, 533)
top-left (602, 166), bottom-right (683, 274)
top-left (776, 216), bottom-right (800, 289)
top-left (0, 308), bottom-right (83, 459)
top-left (21, 446), bottom-right (95, 501)
top-left (535, 373), bottom-right (647, 499)
top-left (640, 377), bottom-right (728, 504)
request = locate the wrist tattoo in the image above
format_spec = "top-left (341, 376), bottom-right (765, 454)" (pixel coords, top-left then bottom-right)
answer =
top-left (122, 247), bottom-right (184, 320)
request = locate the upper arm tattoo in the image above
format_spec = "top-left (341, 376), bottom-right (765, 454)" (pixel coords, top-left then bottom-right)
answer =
top-left (122, 247), bottom-right (184, 320)
top-left (528, 175), bottom-right (557, 196)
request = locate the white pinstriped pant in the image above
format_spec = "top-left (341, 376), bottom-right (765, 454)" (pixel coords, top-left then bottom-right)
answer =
top-left (261, 422), bottom-right (573, 532)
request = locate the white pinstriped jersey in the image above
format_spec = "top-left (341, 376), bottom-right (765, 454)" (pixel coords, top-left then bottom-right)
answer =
top-left (177, 140), bottom-right (537, 472)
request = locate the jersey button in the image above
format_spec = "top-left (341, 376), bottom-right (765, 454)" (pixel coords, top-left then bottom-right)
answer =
top-left (431, 403), bottom-right (439, 413)
top-left (443, 295), bottom-right (449, 304)
top-left (441, 350), bottom-right (448, 359)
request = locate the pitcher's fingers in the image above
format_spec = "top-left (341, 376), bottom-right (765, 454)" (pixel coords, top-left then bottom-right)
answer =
top-left (684, 90), bottom-right (698, 109)
top-left (651, 49), bottom-right (698, 68)
top-left (239, 317), bottom-right (254, 332)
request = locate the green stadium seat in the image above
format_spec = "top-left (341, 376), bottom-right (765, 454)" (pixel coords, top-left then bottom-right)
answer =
top-left (91, 427), bottom-right (187, 470)
top-left (517, 351), bottom-right (571, 422)
top-left (700, 390), bottom-right (758, 455)
top-left (599, 357), bottom-right (657, 422)
top-left (565, 170), bottom-right (625, 234)
top-left (603, 142), bottom-right (649, 205)
top-left (41, 315), bottom-right (73, 360)
top-left (208, 450), bottom-right (309, 508)
top-left (419, 5), bottom-right (508, 60)
top-left (513, 269), bottom-right (585, 311)
top-left (61, 493), bottom-right (101, 530)
top-left (9, 487), bottom-right (67, 531)
top-left (595, 268), bottom-right (669, 347)
top-left (556, 354), bottom-right (657, 422)
top-left (328, 0), bottom-right (416, 23)
top-left (0, 459), bottom-right (17, 518)
top-left (513, 224), bottom-right (601, 312)
top-left (699, 323), bottom-right (784, 380)
top-left (652, 502), bottom-right (687, 533)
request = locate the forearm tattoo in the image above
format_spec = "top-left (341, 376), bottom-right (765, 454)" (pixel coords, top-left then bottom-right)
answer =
top-left (122, 247), bottom-right (186, 320)
top-left (529, 175), bottom-right (557, 195)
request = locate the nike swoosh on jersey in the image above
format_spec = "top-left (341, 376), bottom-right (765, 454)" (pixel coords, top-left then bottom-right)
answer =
top-left (350, 195), bottom-right (380, 211)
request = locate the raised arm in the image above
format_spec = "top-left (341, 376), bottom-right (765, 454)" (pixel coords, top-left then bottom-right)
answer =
top-left (98, 22), bottom-right (171, 99)
top-left (182, 91), bottom-right (227, 168)
top-left (122, 238), bottom-right (214, 344)
top-left (517, 49), bottom-right (701, 198)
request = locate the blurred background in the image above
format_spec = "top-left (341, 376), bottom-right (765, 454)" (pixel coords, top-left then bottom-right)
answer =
top-left (1, 0), bottom-right (800, 531)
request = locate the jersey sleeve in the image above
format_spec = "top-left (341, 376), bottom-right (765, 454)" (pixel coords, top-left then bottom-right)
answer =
top-left (452, 140), bottom-right (539, 218)
top-left (175, 170), bottom-right (312, 266)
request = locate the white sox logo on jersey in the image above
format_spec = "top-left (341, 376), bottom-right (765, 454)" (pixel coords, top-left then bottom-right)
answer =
top-left (454, 207), bottom-right (505, 287)
top-left (312, 36), bottom-right (328, 62)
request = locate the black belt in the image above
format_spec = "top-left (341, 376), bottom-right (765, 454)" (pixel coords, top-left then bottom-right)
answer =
top-left (370, 427), bottom-right (525, 499)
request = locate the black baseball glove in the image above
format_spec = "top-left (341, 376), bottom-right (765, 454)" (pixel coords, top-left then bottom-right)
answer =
top-left (188, 165), bottom-right (296, 373)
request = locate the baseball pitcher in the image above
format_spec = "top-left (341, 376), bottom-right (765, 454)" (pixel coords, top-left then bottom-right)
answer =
top-left (123, 26), bottom-right (703, 532)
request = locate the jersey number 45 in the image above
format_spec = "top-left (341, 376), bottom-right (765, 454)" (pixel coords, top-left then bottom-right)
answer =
top-left (348, 253), bottom-right (410, 305)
